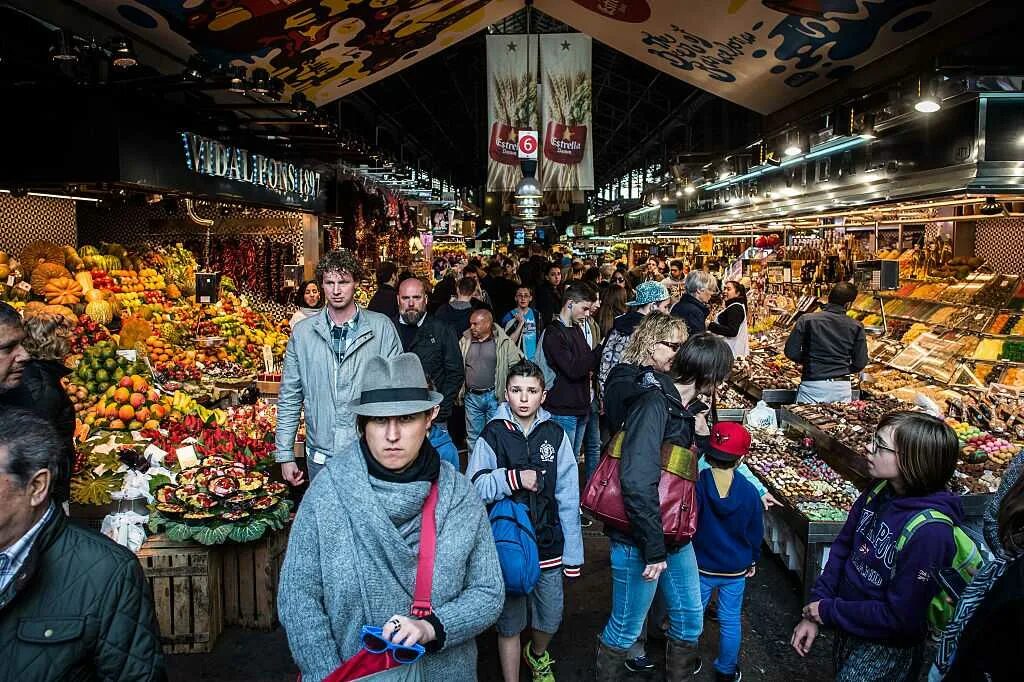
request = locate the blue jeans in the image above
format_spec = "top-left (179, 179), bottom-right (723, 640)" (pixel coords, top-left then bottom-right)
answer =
top-left (699, 574), bottom-right (747, 675)
top-left (464, 391), bottom-right (499, 454)
top-left (601, 541), bottom-right (703, 650)
top-left (549, 413), bottom-right (588, 461)
top-left (796, 379), bottom-right (852, 404)
top-left (582, 397), bottom-right (602, 481)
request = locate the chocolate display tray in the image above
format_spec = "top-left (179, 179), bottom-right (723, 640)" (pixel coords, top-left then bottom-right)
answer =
top-left (780, 408), bottom-right (992, 518)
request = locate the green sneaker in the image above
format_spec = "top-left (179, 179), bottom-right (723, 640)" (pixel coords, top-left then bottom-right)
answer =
top-left (523, 643), bottom-right (556, 682)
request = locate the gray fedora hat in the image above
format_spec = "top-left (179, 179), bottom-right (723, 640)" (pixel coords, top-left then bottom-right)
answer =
top-left (348, 353), bottom-right (443, 417)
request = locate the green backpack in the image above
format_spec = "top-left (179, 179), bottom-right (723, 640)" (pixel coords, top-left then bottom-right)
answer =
top-left (864, 481), bottom-right (982, 633)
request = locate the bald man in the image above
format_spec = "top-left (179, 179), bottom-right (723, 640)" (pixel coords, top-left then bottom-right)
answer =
top-left (459, 308), bottom-right (523, 452)
top-left (394, 277), bottom-right (464, 429)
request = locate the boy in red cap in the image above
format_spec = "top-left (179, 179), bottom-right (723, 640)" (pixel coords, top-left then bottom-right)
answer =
top-left (693, 422), bottom-right (764, 682)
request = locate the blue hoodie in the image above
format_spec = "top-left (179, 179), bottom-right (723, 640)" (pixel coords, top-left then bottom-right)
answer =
top-left (811, 482), bottom-right (963, 645)
top-left (693, 467), bottom-right (764, 576)
top-left (429, 424), bottom-right (460, 471)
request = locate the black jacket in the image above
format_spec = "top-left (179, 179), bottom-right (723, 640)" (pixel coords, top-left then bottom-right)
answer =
top-left (394, 314), bottom-right (465, 421)
top-left (535, 282), bottom-right (562, 325)
top-left (603, 362), bottom-right (697, 563)
top-left (671, 294), bottom-right (710, 335)
top-left (0, 509), bottom-right (166, 681)
top-left (944, 555), bottom-right (1024, 682)
top-left (0, 359), bottom-right (75, 502)
top-left (435, 300), bottom-right (488, 338)
top-left (708, 300), bottom-right (746, 338)
top-left (367, 283), bottom-right (399, 319)
top-left (483, 276), bottom-right (519, 322)
top-left (783, 303), bottom-right (869, 380)
top-left (542, 318), bottom-right (599, 417)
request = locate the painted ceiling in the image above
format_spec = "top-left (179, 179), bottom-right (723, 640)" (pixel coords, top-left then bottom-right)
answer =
top-left (79, 0), bottom-right (987, 113)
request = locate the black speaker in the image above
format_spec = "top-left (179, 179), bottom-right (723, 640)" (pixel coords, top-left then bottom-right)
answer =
top-left (196, 272), bottom-right (221, 304)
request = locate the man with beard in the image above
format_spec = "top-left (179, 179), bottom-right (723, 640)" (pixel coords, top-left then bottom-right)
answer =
top-left (395, 277), bottom-right (464, 438)
top-left (275, 250), bottom-right (401, 485)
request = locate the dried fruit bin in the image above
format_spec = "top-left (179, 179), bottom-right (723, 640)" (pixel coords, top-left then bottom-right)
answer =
top-left (221, 526), bottom-right (288, 630)
top-left (137, 534), bottom-right (223, 654)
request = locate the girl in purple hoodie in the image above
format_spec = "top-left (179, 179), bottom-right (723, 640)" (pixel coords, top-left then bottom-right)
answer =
top-left (791, 411), bottom-right (963, 681)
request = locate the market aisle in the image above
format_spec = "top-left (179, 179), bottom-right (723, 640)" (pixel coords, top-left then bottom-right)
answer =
top-left (166, 532), bottom-right (835, 681)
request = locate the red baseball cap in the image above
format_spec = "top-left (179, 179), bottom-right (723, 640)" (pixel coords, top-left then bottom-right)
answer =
top-left (707, 422), bottom-right (751, 461)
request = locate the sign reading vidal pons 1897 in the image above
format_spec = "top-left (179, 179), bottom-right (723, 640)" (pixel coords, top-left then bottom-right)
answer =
top-left (181, 132), bottom-right (320, 201)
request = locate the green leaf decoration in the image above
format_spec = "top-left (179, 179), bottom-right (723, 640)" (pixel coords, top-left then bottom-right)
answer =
top-left (148, 474), bottom-right (172, 494)
top-left (147, 515), bottom-right (164, 534)
top-left (193, 524), bottom-right (233, 546)
top-left (165, 521), bottom-right (191, 543)
top-left (228, 519), bottom-right (268, 544)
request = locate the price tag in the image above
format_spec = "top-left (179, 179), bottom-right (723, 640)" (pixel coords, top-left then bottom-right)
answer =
top-left (15, 281), bottom-right (31, 294)
top-left (175, 445), bottom-right (200, 469)
top-left (5, 275), bottom-right (14, 286)
top-left (117, 349), bottom-right (137, 362)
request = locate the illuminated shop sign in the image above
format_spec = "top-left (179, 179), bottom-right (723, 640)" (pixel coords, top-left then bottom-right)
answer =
top-left (181, 132), bottom-right (321, 200)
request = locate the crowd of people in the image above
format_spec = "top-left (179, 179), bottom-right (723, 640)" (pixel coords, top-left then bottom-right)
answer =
top-left (0, 246), bottom-right (1022, 681)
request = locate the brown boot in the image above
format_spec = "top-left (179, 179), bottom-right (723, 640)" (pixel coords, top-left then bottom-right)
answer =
top-left (595, 637), bottom-right (629, 682)
top-left (665, 638), bottom-right (702, 681)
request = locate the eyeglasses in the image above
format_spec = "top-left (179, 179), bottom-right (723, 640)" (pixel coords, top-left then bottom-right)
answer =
top-left (869, 438), bottom-right (898, 456)
top-left (658, 341), bottom-right (682, 352)
top-left (360, 625), bottom-right (425, 664)
top-left (611, 277), bottom-right (625, 283)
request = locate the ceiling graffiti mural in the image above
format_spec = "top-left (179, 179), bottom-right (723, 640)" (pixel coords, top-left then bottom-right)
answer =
top-left (533, 0), bottom-right (988, 114)
top-left (76, 0), bottom-right (522, 105)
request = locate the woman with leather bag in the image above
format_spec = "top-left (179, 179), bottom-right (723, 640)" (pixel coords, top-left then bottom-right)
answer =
top-left (591, 312), bottom-right (706, 681)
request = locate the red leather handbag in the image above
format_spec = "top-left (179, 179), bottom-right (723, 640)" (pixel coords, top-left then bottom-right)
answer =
top-left (581, 431), bottom-right (698, 544)
top-left (303, 480), bottom-right (439, 682)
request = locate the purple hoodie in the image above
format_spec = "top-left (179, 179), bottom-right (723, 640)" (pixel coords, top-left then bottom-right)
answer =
top-left (811, 482), bottom-right (963, 645)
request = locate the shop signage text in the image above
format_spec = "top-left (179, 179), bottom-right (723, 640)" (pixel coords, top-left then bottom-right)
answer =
top-left (181, 132), bottom-right (320, 200)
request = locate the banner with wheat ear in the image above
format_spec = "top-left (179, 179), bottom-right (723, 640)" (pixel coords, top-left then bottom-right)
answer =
top-left (539, 34), bottom-right (594, 191)
top-left (486, 35), bottom-right (538, 191)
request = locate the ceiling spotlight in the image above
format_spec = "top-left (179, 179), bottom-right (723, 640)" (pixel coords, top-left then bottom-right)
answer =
top-left (675, 189), bottom-right (683, 198)
top-left (661, 193), bottom-right (670, 203)
top-left (650, 197), bottom-right (660, 206)
top-left (290, 92), bottom-right (314, 116)
top-left (249, 67), bottom-right (271, 95)
top-left (915, 77), bottom-right (941, 113)
top-left (50, 29), bottom-right (78, 63)
top-left (227, 65), bottom-right (248, 93)
top-left (979, 197), bottom-right (1005, 216)
top-left (109, 37), bottom-right (137, 68)
top-left (684, 184), bottom-right (696, 195)
top-left (784, 142), bottom-right (802, 157)
top-left (858, 112), bottom-right (877, 139)
top-left (783, 128), bottom-right (806, 157)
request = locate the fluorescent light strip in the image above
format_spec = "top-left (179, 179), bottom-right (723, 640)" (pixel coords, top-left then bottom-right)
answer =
top-left (0, 189), bottom-right (100, 202)
top-left (700, 136), bottom-right (868, 192)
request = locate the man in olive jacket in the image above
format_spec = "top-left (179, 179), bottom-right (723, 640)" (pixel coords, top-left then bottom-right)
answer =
top-left (0, 406), bottom-right (165, 681)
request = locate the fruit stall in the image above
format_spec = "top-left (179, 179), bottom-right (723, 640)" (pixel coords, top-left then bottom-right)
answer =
top-left (1, 236), bottom-right (301, 653)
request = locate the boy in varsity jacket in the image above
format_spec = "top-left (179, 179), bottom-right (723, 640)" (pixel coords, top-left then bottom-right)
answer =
top-left (467, 359), bottom-right (583, 682)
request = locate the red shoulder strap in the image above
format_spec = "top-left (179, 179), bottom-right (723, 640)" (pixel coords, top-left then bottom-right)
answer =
top-left (410, 479), bottom-right (439, 618)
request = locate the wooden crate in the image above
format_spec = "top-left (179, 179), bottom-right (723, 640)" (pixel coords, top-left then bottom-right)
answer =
top-left (138, 534), bottom-right (223, 654)
top-left (221, 528), bottom-right (288, 630)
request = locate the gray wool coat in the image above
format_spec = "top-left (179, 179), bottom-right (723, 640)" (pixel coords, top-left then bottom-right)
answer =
top-left (278, 441), bottom-right (504, 681)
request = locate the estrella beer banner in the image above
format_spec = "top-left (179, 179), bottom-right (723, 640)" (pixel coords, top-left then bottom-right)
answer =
top-left (486, 34), bottom-right (538, 192)
top-left (539, 34), bottom-right (594, 191)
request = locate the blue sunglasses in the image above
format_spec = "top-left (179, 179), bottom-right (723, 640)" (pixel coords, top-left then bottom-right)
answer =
top-left (360, 625), bottom-right (425, 664)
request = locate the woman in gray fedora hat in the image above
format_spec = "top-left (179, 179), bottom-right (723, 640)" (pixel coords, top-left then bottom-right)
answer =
top-left (279, 353), bottom-right (504, 681)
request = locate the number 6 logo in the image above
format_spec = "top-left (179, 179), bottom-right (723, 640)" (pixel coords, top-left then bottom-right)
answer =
top-left (518, 131), bottom-right (538, 159)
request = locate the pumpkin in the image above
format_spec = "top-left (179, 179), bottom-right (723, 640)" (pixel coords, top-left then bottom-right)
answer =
top-left (74, 270), bottom-right (94, 293)
top-left (0, 263), bottom-right (9, 281)
top-left (31, 262), bottom-right (72, 294)
top-left (85, 300), bottom-right (114, 324)
top-left (78, 245), bottom-right (99, 258)
top-left (41, 305), bottom-right (76, 324)
top-left (84, 288), bottom-right (105, 303)
top-left (43, 276), bottom-right (83, 305)
top-left (23, 301), bottom-right (45, 316)
top-left (20, 240), bottom-right (65, 277)
top-left (0, 251), bottom-right (8, 264)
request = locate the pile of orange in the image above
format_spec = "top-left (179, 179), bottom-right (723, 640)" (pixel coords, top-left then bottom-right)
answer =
top-left (83, 374), bottom-right (168, 432)
top-left (145, 335), bottom-right (175, 364)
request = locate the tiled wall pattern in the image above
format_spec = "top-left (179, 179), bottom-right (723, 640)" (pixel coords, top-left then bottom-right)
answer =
top-left (0, 194), bottom-right (77, 257)
top-left (974, 217), bottom-right (1024, 274)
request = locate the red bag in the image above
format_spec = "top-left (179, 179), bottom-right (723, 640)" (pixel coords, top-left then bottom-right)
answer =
top-left (581, 432), bottom-right (698, 545)
top-left (302, 480), bottom-right (440, 682)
